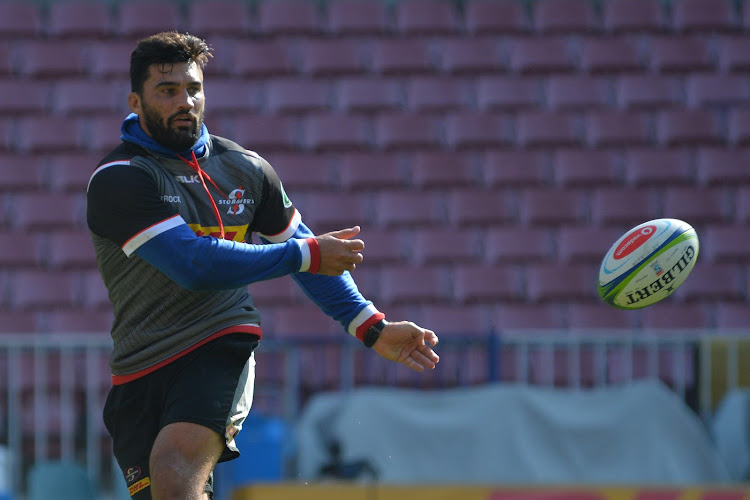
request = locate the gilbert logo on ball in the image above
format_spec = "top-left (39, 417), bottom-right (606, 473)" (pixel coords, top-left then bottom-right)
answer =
top-left (598, 218), bottom-right (699, 309)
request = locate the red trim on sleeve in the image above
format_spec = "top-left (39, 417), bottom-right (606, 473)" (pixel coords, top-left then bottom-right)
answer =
top-left (306, 237), bottom-right (321, 274)
top-left (355, 312), bottom-right (386, 342)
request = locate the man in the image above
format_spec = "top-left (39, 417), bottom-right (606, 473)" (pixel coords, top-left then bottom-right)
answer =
top-left (86, 32), bottom-right (439, 500)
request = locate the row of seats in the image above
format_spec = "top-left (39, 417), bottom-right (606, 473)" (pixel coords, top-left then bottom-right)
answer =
top-left (3, 0), bottom-right (750, 40)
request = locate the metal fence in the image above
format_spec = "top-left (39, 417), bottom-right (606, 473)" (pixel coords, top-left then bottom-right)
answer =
top-left (1, 329), bottom-right (749, 497)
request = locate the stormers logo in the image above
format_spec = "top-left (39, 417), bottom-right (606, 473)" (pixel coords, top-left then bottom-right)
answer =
top-left (217, 187), bottom-right (254, 215)
top-left (280, 182), bottom-right (292, 208)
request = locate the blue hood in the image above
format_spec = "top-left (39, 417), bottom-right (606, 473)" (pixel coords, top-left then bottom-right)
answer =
top-left (120, 112), bottom-right (209, 159)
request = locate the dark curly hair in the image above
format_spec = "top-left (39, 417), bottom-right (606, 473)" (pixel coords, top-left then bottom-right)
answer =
top-left (130, 31), bottom-right (213, 94)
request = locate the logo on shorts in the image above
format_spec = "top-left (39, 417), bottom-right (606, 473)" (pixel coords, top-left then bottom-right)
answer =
top-left (125, 466), bottom-right (142, 484)
top-left (128, 477), bottom-right (151, 496)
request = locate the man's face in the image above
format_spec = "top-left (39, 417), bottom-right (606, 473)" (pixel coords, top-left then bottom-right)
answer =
top-left (128, 61), bottom-right (205, 151)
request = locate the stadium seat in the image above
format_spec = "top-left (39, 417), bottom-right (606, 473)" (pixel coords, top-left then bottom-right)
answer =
top-left (0, 311), bottom-right (36, 334)
top-left (508, 36), bottom-right (575, 74)
top-left (464, 0), bottom-right (530, 35)
top-left (476, 76), bottom-right (543, 111)
top-left (373, 113), bottom-right (441, 150)
top-left (186, 0), bottom-right (250, 38)
top-left (405, 76), bottom-right (467, 113)
top-left (737, 187), bottom-right (750, 224)
top-left (326, 0), bottom-right (390, 35)
top-left (662, 187), bottom-right (729, 225)
top-left (444, 112), bottom-right (511, 150)
top-left (657, 109), bottom-right (722, 147)
top-left (485, 227), bottom-right (554, 263)
top-left (379, 266), bottom-right (450, 305)
top-left (446, 188), bottom-right (515, 226)
top-left (0, 2), bottom-right (41, 38)
top-left (296, 192), bottom-right (370, 233)
top-left (671, 0), bottom-right (739, 33)
top-left (411, 151), bottom-right (478, 189)
top-left (8, 270), bottom-right (78, 310)
top-left (299, 39), bottom-right (364, 76)
top-left (43, 309), bottom-right (113, 334)
top-left (590, 188), bottom-right (659, 226)
top-left (715, 303), bottom-right (750, 329)
top-left (553, 150), bottom-right (619, 186)
top-left (0, 154), bottom-right (44, 192)
top-left (304, 113), bottom-right (370, 152)
top-left (232, 40), bottom-right (294, 78)
top-left (623, 149), bottom-right (694, 186)
top-left (265, 153), bottom-right (335, 192)
top-left (532, 0), bottom-right (599, 34)
top-left (616, 75), bottom-right (681, 109)
top-left (0, 42), bottom-right (11, 75)
top-left (116, 1), bottom-right (182, 38)
top-left (525, 263), bottom-right (598, 303)
top-left (602, 0), bottom-right (666, 33)
top-left (348, 227), bottom-right (408, 264)
top-left (493, 303), bottom-right (566, 330)
top-left (45, 229), bottom-right (97, 269)
top-left (639, 303), bottom-right (711, 330)
top-left (370, 39), bottom-right (434, 75)
top-left (11, 192), bottom-right (82, 230)
top-left (373, 191), bottom-right (441, 227)
top-left (266, 79), bottom-right (331, 115)
top-left (231, 115), bottom-right (298, 152)
top-left (256, 0), bottom-right (322, 37)
top-left (676, 263), bottom-right (744, 302)
top-left (519, 188), bottom-right (586, 226)
top-left (412, 227), bottom-right (480, 265)
top-left (546, 75), bottom-right (611, 110)
top-left (394, 0), bottom-right (459, 36)
top-left (80, 271), bottom-right (110, 310)
top-left (648, 36), bottom-right (713, 73)
top-left (687, 74), bottom-right (750, 109)
top-left (567, 303), bottom-right (636, 330)
top-left (696, 148), bottom-right (750, 186)
top-left (728, 108), bottom-right (750, 146)
top-left (717, 36), bottom-right (750, 72)
top-left (17, 41), bottom-right (86, 79)
top-left (0, 79), bottom-right (48, 115)
top-left (88, 114), bottom-right (128, 153)
top-left (578, 37), bottom-right (643, 73)
top-left (482, 151), bottom-right (549, 187)
top-left (47, 1), bottom-right (112, 38)
top-left (16, 116), bottom-right (82, 153)
top-left (336, 77), bottom-right (402, 113)
top-left (556, 225), bottom-right (624, 264)
top-left (0, 230), bottom-right (40, 269)
top-left (516, 111), bottom-right (580, 148)
top-left (88, 41), bottom-right (135, 78)
top-left (452, 265), bottom-right (522, 304)
top-left (337, 152), bottom-right (406, 191)
top-left (54, 79), bottom-right (123, 115)
top-left (247, 276), bottom-right (300, 308)
top-left (585, 110), bottom-right (651, 147)
top-left (439, 38), bottom-right (503, 75)
top-left (202, 79), bottom-right (260, 115)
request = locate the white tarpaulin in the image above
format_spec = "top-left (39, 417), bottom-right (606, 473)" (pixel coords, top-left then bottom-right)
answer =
top-left (295, 381), bottom-right (730, 484)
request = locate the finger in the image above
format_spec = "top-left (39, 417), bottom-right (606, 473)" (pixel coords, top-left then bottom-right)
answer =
top-left (327, 226), bottom-right (361, 240)
top-left (411, 349), bottom-right (437, 369)
top-left (402, 356), bottom-right (425, 373)
top-left (417, 344), bottom-right (440, 364)
top-left (423, 330), bottom-right (439, 346)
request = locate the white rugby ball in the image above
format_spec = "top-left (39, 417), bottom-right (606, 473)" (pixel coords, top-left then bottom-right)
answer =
top-left (598, 218), bottom-right (699, 309)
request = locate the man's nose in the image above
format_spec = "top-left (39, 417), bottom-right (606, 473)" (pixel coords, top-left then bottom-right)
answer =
top-left (176, 89), bottom-right (195, 109)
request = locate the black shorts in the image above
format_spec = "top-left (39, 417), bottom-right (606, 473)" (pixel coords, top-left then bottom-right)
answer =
top-left (103, 333), bottom-right (259, 499)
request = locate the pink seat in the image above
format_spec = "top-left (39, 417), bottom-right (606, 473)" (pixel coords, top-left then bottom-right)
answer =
top-left (696, 148), bottom-right (750, 186)
top-left (374, 191), bottom-right (442, 228)
top-left (117, 1), bottom-right (181, 38)
top-left (553, 150), bottom-right (619, 186)
top-left (88, 114), bottom-right (128, 153)
top-left (296, 192), bottom-right (369, 233)
top-left (623, 149), bottom-right (694, 186)
top-left (45, 229), bottom-right (97, 269)
top-left (186, 0), bottom-right (250, 38)
top-left (8, 270), bottom-right (78, 310)
top-left (717, 36), bottom-right (750, 72)
top-left (639, 303), bottom-right (710, 329)
top-left (567, 303), bottom-right (636, 330)
top-left (17, 41), bottom-right (86, 78)
top-left (464, 0), bottom-right (529, 35)
top-left (509, 36), bottom-right (574, 74)
top-left (533, 0), bottom-right (599, 34)
top-left (453, 265), bottom-right (521, 304)
top-left (231, 115), bottom-right (298, 152)
top-left (303, 113), bottom-right (369, 151)
top-left (247, 275), bottom-right (300, 308)
top-left (0, 154), bottom-right (44, 191)
top-left (672, 0), bottom-right (738, 33)
top-left (556, 225), bottom-right (624, 264)
top-left (525, 263), bottom-right (598, 302)
top-left (585, 110), bottom-right (650, 147)
top-left (662, 187), bottom-right (729, 225)
top-left (547, 75), bottom-right (610, 110)
top-left (405, 77), bottom-right (467, 113)
top-left (264, 153), bottom-right (334, 192)
top-left (374, 113), bottom-right (441, 150)
top-left (482, 151), bottom-right (548, 187)
top-left (446, 189), bottom-right (514, 226)
top-left (686, 74), bottom-right (750, 108)
top-left (603, 0), bottom-right (666, 33)
top-left (0, 79), bottom-right (48, 115)
top-left (692, 223), bottom-right (750, 264)
top-left (412, 228), bottom-right (480, 265)
top-left (232, 40), bottom-right (294, 78)
top-left (336, 77), bottom-right (401, 113)
top-left (738, 187), bottom-right (750, 224)
top-left (353, 227), bottom-right (408, 264)
top-left (578, 37), bottom-right (643, 73)
top-left (485, 227), bottom-right (553, 263)
top-left (590, 188), bottom-right (659, 226)
top-left (0, 42), bottom-right (10, 75)
top-left (444, 112), bottom-right (510, 150)
top-left (326, 0), bottom-right (389, 35)
top-left (493, 303), bottom-right (566, 330)
top-left (648, 36), bottom-right (712, 73)
top-left (16, 116), bottom-right (81, 153)
top-left (203, 79), bottom-right (260, 115)
top-left (617, 75), bottom-right (681, 109)
top-left (715, 303), bottom-right (750, 329)
top-left (394, 0), bottom-right (459, 36)
top-left (299, 39), bottom-right (364, 76)
top-left (370, 39), bottom-right (433, 75)
top-left (48, 1), bottom-right (111, 38)
top-left (80, 271), bottom-right (110, 310)
top-left (676, 263), bottom-right (743, 302)
top-left (728, 108), bottom-right (750, 145)
top-left (11, 192), bottom-right (82, 230)
top-left (266, 79), bottom-right (331, 114)
top-left (476, 76), bottom-right (543, 111)
top-left (0, 3), bottom-right (41, 37)
top-left (0, 311), bottom-right (35, 333)
top-left (43, 309), bottom-right (113, 334)
top-left (54, 79), bottom-right (122, 115)
top-left (519, 188), bottom-right (586, 226)
top-left (257, 0), bottom-right (321, 36)
top-left (439, 38), bottom-right (503, 75)
top-left (88, 41), bottom-right (134, 78)
top-left (379, 266), bottom-right (449, 305)
top-left (411, 151), bottom-right (477, 189)
top-left (516, 111), bottom-right (580, 148)
top-left (337, 152), bottom-right (405, 191)
top-left (0, 230), bottom-right (40, 268)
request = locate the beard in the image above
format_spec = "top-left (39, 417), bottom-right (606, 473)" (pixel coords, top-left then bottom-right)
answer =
top-left (140, 101), bottom-right (204, 151)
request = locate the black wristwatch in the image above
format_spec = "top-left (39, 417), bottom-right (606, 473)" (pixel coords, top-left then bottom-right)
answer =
top-left (363, 319), bottom-right (387, 348)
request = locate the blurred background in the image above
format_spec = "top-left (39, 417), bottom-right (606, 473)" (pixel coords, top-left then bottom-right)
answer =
top-left (1, 0), bottom-right (750, 498)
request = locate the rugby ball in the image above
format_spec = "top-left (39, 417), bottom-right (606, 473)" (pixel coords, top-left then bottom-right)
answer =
top-left (598, 218), bottom-right (699, 309)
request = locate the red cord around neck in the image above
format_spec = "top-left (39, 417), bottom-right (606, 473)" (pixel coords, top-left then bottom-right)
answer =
top-left (178, 150), bottom-right (226, 240)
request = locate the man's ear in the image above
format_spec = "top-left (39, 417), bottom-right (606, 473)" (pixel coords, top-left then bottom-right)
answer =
top-left (128, 92), bottom-right (141, 114)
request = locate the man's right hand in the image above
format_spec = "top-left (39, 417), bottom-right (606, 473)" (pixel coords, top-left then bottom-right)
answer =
top-left (315, 226), bottom-right (365, 276)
